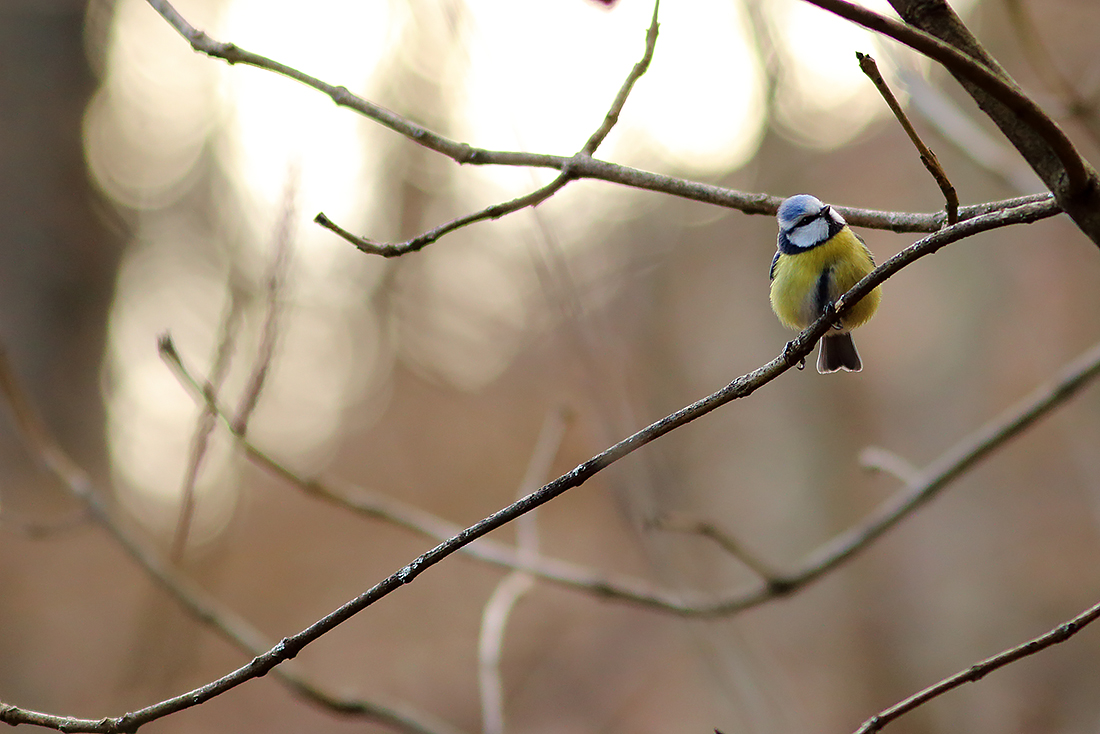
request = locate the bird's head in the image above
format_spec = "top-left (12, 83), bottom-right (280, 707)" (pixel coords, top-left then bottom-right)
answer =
top-left (776, 194), bottom-right (845, 250)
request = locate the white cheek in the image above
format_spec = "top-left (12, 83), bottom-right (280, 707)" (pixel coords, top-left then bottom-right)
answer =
top-left (788, 218), bottom-right (829, 249)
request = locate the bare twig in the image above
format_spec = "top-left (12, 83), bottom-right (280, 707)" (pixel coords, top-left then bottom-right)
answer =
top-left (643, 329), bottom-right (1100, 616)
top-left (151, 0), bottom-right (1091, 200)
top-left (857, 52), bottom-right (959, 224)
top-left (172, 173), bottom-right (295, 558)
top-left (890, 63), bottom-right (1041, 193)
top-left (0, 343), bottom-right (465, 734)
top-left (162, 339), bottom-right (693, 607)
top-left (142, 0), bottom-right (1060, 241)
top-left (477, 575), bottom-right (534, 734)
top-left (580, 0), bottom-right (660, 155)
top-left (651, 513), bottom-right (781, 583)
top-left (314, 175), bottom-right (571, 257)
top-left (233, 174), bottom-right (296, 434)
top-left (787, 337), bottom-right (1100, 605)
top-left (398, 324), bottom-right (1100, 615)
top-left (854, 597), bottom-right (1100, 734)
top-left (315, 0), bottom-right (660, 257)
top-left (143, 0), bottom-right (497, 168)
top-left (170, 289), bottom-right (243, 560)
top-left (859, 446), bottom-right (921, 485)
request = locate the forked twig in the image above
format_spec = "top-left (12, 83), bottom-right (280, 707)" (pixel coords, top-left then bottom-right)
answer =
top-left (315, 0), bottom-right (661, 257)
top-left (171, 172), bottom-right (295, 559)
top-left (651, 513), bottom-right (781, 583)
top-left (314, 175), bottom-right (570, 257)
top-left (142, 0), bottom-right (1062, 241)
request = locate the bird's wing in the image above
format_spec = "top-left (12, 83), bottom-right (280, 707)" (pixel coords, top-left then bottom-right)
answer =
top-left (855, 231), bottom-right (875, 265)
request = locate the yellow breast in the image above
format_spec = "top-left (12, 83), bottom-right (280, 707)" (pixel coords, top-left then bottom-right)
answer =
top-left (770, 228), bottom-right (881, 331)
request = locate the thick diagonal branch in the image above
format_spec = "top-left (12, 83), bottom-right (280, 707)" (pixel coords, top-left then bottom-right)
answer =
top-left (807, 0), bottom-right (1100, 245)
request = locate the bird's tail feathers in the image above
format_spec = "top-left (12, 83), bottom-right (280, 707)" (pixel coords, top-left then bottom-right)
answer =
top-left (818, 333), bottom-right (862, 373)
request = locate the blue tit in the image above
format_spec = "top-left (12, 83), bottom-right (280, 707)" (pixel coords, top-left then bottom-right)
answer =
top-left (769, 194), bottom-right (882, 373)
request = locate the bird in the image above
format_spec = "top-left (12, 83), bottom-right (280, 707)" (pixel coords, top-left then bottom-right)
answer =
top-left (769, 194), bottom-right (882, 373)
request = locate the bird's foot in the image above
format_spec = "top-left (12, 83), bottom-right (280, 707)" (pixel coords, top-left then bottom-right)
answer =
top-left (782, 341), bottom-right (806, 370)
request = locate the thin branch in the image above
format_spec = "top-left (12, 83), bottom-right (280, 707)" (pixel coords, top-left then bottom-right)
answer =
top-left (23, 6), bottom-right (1085, 729)
top-left (650, 513), bottom-right (781, 583)
top-left (0, 342), bottom-right (465, 734)
top-left (142, 0), bottom-right (1060, 241)
top-left (886, 0), bottom-right (1100, 245)
top-left (891, 62), bottom-right (1041, 193)
top-left (19, 199), bottom-right (1060, 732)
top-left (805, 0), bottom-right (1091, 198)
top-left (172, 171), bottom-right (294, 558)
top-left (149, 0), bottom-right (1091, 199)
top-left (786, 336), bottom-right (1100, 606)
top-left (316, 324), bottom-right (1100, 614)
top-left (134, 207), bottom-right (1089, 707)
top-left (314, 174), bottom-right (571, 257)
top-left (233, 173), bottom-right (296, 434)
top-left (143, 0), bottom-right (497, 167)
top-left (315, 0), bottom-right (661, 257)
top-left (580, 0), bottom-right (660, 155)
top-left (477, 574), bottom-right (533, 734)
top-left (154, 195), bottom-right (1068, 621)
top-left (161, 340), bottom-right (680, 609)
top-left (859, 446), bottom-right (921, 485)
top-left (854, 597), bottom-right (1100, 734)
top-left (857, 52), bottom-right (959, 225)
top-left (170, 288), bottom-right (243, 561)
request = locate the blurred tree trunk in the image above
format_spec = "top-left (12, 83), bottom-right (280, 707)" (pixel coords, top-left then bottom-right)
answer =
top-left (0, 2), bottom-right (120, 503)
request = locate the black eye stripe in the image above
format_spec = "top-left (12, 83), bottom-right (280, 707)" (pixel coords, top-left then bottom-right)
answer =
top-left (792, 212), bottom-right (821, 230)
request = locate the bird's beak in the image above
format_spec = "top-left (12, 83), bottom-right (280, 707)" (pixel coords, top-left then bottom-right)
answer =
top-left (821, 205), bottom-right (831, 216)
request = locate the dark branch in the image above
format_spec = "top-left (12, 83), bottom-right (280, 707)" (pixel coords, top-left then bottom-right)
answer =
top-left (805, 0), bottom-right (1091, 198)
top-left (877, 0), bottom-right (1100, 245)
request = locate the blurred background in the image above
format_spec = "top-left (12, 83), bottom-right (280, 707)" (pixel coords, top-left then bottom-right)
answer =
top-left (3, 0), bottom-right (1100, 732)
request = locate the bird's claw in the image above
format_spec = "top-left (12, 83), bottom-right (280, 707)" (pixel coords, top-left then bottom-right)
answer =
top-left (782, 341), bottom-right (806, 370)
